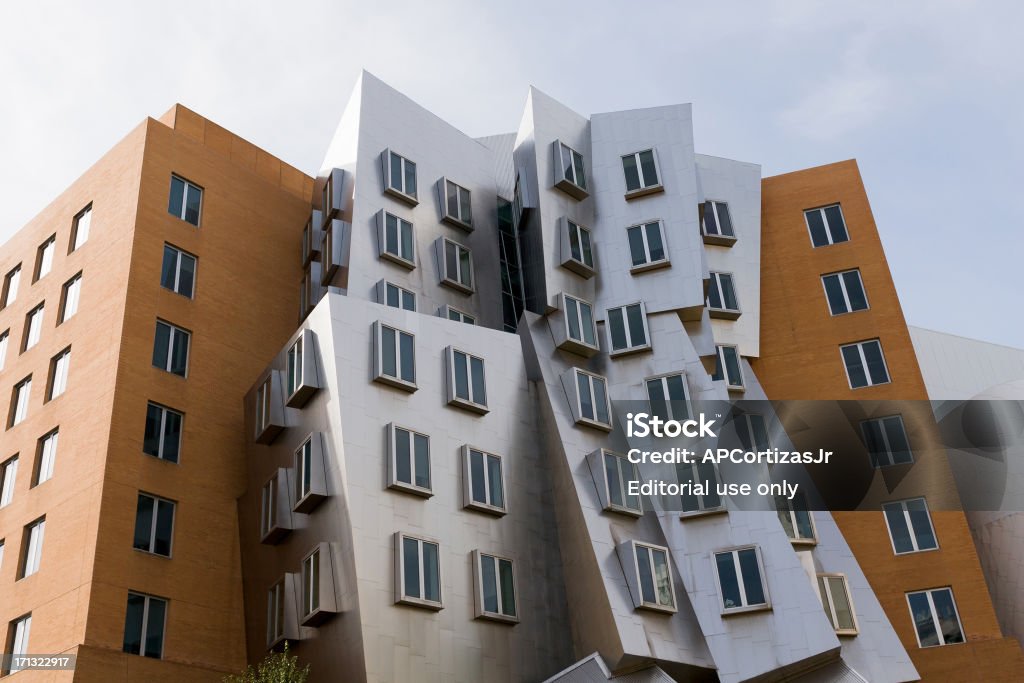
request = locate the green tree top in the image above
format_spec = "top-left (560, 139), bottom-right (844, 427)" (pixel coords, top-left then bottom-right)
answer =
top-left (224, 641), bottom-right (310, 683)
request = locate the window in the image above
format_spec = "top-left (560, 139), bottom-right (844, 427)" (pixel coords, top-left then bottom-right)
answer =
top-left (5, 614), bottom-right (31, 675)
top-left (632, 542), bottom-right (676, 611)
top-left (818, 574), bottom-right (857, 635)
top-left (446, 347), bottom-right (487, 413)
top-left (168, 175), bottom-right (202, 226)
top-left (301, 547), bottom-right (321, 618)
top-left (160, 245), bottom-right (197, 298)
top-left (442, 305), bottom-right (475, 325)
top-left (702, 200), bottom-right (735, 242)
top-left (382, 281), bottom-right (416, 312)
top-left (679, 460), bottom-right (723, 515)
top-left (301, 217), bottom-right (321, 266)
top-left (474, 551), bottom-right (518, 622)
top-left (822, 270), bottom-right (868, 315)
top-left (463, 447), bottom-right (505, 514)
top-left (0, 540), bottom-right (4, 571)
top-left (805, 204), bottom-right (849, 247)
top-left (646, 373), bottom-right (690, 421)
top-left (714, 546), bottom-right (769, 612)
top-left (133, 493), bottom-right (175, 557)
top-left (34, 235), bottom-right (56, 281)
top-left (562, 294), bottom-right (598, 351)
top-left (267, 580), bottom-right (285, 647)
top-left (883, 498), bottom-right (938, 554)
top-left (621, 149), bottom-right (662, 196)
top-left (152, 320), bottom-right (190, 377)
top-left (10, 376), bottom-right (31, 427)
top-left (387, 424), bottom-right (431, 496)
top-left (47, 347), bottom-right (71, 400)
top-left (143, 402), bottom-right (183, 463)
top-left (294, 437), bottom-right (315, 509)
top-left (396, 533), bottom-right (442, 609)
top-left (23, 303), bottom-right (44, 351)
top-left (735, 413), bottom-right (770, 452)
top-left (284, 333), bottom-right (320, 407)
top-left (59, 273), bottom-right (82, 323)
top-left (561, 218), bottom-right (595, 276)
top-left (123, 592), bottom-right (167, 658)
top-left (0, 330), bottom-right (7, 370)
top-left (71, 205), bottom-right (92, 251)
top-left (840, 339), bottom-right (890, 388)
top-left (440, 238), bottom-right (474, 293)
top-left (572, 369), bottom-right (611, 429)
top-left (379, 211), bottom-right (416, 267)
top-left (17, 517), bottom-right (44, 579)
top-left (33, 429), bottom-right (58, 486)
top-left (254, 376), bottom-right (275, 441)
top-left (1, 265), bottom-right (20, 308)
top-left (607, 302), bottom-right (650, 355)
top-left (441, 178), bottom-right (472, 229)
top-left (602, 450), bottom-right (642, 516)
top-left (286, 339), bottom-right (303, 399)
top-left (907, 588), bottom-right (964, 647)
top-left (862, 415), bottom-right (913, 467)
top-left (1, 457), bottom-right (17, 507)
top-left (383, 150), bottom-right (418, 203)
top-left (321, 172), bottom-right (335, 219)
top-left (712, 345), bottom-right (744, 390)
top-left (777, 494), bottom-right (815, 543)
top-left (626, 221), bottom-right (668, 271)
top-left (707, 272), bottom-right (741, 317)
top-left (373, 321), bottom-right (416, 390)
top-left (553, 140), bottom-right (588, 199)
top-left (260, 473), bottom-right (283, 541)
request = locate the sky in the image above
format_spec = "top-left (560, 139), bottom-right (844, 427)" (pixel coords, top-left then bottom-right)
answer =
top-left (1, 0), bottom-right (1021, 347)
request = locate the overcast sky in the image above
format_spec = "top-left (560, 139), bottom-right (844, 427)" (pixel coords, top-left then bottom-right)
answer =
top-left (1, 1), bottom-right (1021, 347)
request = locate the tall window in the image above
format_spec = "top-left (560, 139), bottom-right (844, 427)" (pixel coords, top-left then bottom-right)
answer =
top-left (861, 415), bottom-right (912, 467)
top-left (464, 447), bottom-right (505, 514)
top-left (267, 580), bottom-right (285, 646)
top-left (735, 413), bottom-right (770, 452)
top-left (563, 219), bottom-right (594, 274)
top-left (447, 348), bottom-right (487, 412)
top-left (384, 150), bottom-right (418, 202)
top-left (10, 376), bottom-right (32, 427)
top-left (0, 330), bottom-right (8, 370)
top-left (47, 347), bottom-right (71, 400)
top-left (301, 548), bottom-right (321, 618)
top-left (883, 498), bottom-right (938, 554)
top-left (907, 588), bottom-right (964, 647)
top-left (702, 200), bottom-right (735, 240)
top-left (59, 273), bottom-right (82, 323)
top-left (161, 245), bottom-right (197, 298)
top-left (1, 265), bottom-right (20, 308)
top-left (294, 437), bottom-right (314, 504)
top-left (712, 345), bottom-right (744, 390)
top-left (123, 592), bottom-right (167, 658)
top-left (152, 320), bottom-right (190, 377)
top-left (143, 402), bottom-right (183, 463)
top-left (822, 270), bottom-right (867, 315)
top-left (573, 369), bottom-right (611, 429)
top-left (133, 493), bottom-right (175, 557)
top-left (607, 302), bottom-right (650, 355)
top-left (679, 460), bottom-right (723, 515)
top-left (380, 212), bottom-right (415, 267)
top-left (621, 149), bottom-right (662, 195)
top-left (255, 376), bottom-right (272, 437)
top-left (442, 179), bottom-right (472, 228)
top-left (805, 205), bottom-right (849, 247)
top-left (388, 424), bottom-right (431, 495)
top-left (0, 456), bottom-right (17, 508)
top-left (714, 546), bottom-right (769, 612)
top-left (554, 141), bottom-right (587, 198)
top-left (383, 281), bottom-right (416, 311)
top-left (633, 542), bottom-right (675, 611)
top-left (474, 551), bottom-right (518, 621)
top-left (6, 614), bottom-right (31, 675)
top-left (818, 574), bottom-right (857, 635)
top-left (777, 494), bottom-right (815, 543)
top-left (34, 429), bottom-right (58, 486)
top-left (286, 337), bottom-right (303, 398)
top-left (646, 373), bottom-right (689, 421)
top-left (18, 517), bottom-right (45, 578)
top-left (602, 450), bottom-right (642, 516)
top-left (840, 339), bottom-right (890, 388)
top-left (260, 473), bottom-right (281, 540)
top-left (168, 175), bottom-right (202, 226)
top-left (441, 238), bottom-right (474, 292)
top-left (71, 205), bottom-right (92, 251)
top-left (34, 236), bottom-right (56, 281)
top-left (626, 221), bottom-right (668, 270)
top-left (707, 272), bottom-right (740, 316)
top-left (397, 533), bottom-right (442, 609)
top-left (23, 303), bottom-right (45, 351)
top-left (562, 294), bottom-right (597, 350)
top-left (373, 322), bottom-right (416, 389)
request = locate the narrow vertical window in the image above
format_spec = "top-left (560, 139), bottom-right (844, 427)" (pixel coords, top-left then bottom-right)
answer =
top-left (6, 614), bottom-right (32, 674)
top-left (711, 345), bottom-right (744, 390)
top-left (0, 456), bottom-right (18, 507)
top-left (10, 376), bottom-right (32, 427)
top-left (160, 245), bottom-right (197, 298)
top-left (266, 580), bottom-right (285, 647)
top-left (287, 337), bottom-right (303, 398)
top-left (818, 574), bottom-right (858, 635)
top-left (132, 493), bottom-right (175, 557)
top-left (0, 330), bottom-right (8, 370)
top-left (561, 219), bottom-right (595, 275)
top-left (562, 294), bottom-right (598, 350)
top-left (143, 402), bottom-right (183, 463)
top-left (71, 205), bottom-right (92, 251)
top-left (47, 347), bottom-right (71, 401)
top-left (573, 369), bottom-right (611, 429)
top-left (553, 140), bottom-right (588, 199)
top-left (441, 238), bottom-right (474, 292)
top-left (302, 548), bottom-right (321, 618)
top-left (18, 517), bottom-right (45, 578)
top-left (152, 320), bottom-right (190, 377)
top-left (602, 450), bottom-right (642, 515)
top-left (168, 175), bottom-right (203, 226)
top-left (33, 429), bottom-right (59, 486)
top-left (34, 235), bottom-right (56, 282)
top-left (1, 265), bottom-right (20, 308)
top-left (707, 272), bottom-right (741, 317)
top-left (632, 542), bottom-right (676, 611)
top-left (23, 303), bottom-right (45, 351)
top-left (59, 273), bottom-right (82, 323)
top-left (442, 179), bottom-right (472, 229)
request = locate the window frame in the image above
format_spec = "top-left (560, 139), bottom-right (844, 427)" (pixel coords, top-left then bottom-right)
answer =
top-left (600, 449), bottom-right (643, 517)
top-left (372, 321), bottom-right (417, 391)
top-left (70, 204), bottom-right (92, 252)
top-left (621, 148), bottom-right (663, 198)
top-left (821, 269), bottom-right (869, 316)
top-left (266, 578), bottom-right (286, 648)
top-left (6, 614), bottom-right (32, 675)
top-left (1, 456), bottom-right (18, 508)
top-left (152, 319), bottom-right (191, 377)
top-left (631, 540), bottom-right (677, 613)
top-left (17, 516), bottom-right (45, 579)
top-left (701, 200), bottom-right (736, 245)
top-left (571, 368), bottom-right (612, 431)
top-left (707, 271), bottom-right (741, 319)
top-left (292, 434), bottom-right (327, 513)
top-left (883, 498), bottom-right (939, 555)
top-left (472, 549), bottom-right (519, 623)
top-left (132, 492), bottom-right (176, 558)
top-left (445, 347), bottom-right (488, 413)
top-left (440, 177), bottom-right (473, 230)
top-left (382, 149), bottom-right (419, 205)
top-left (32, 428), bottom-right (59, 487)
top-left (160, 244), bottom-right (197, 299)
top-left (439, 237), bottom-right (474, 294)
top-left (712, 545), bottom-right (771, 614)
top-left (559, 293), bottom-right (599, 354)
top-left (678, 458), bottom-right (726, 517)
top-left (377, 210), bottom-right (417, 268)
top-left (462, 446), bottom-right (506, 516)
top-left (818, 573), bottom-right (859, 636)
top-left (168, 174), bottom-right (203, 227)
top-left (626, 220), bottom-right (670, 272)
top-left (394, 532), bottom-right (443, 610)
top-left (143, 401), bottom-right (183, 464)
top-left (645, 372), bottom-right (691, 422)
top-left (804, 204), bottom-right (849, 248)
top-left (386, 423), bottom-right (432, 497)
top-left (712, 344), bottom-right (745, 391)
top-left (33, 234), bottom-right (56, 282)
top-left (10, 375), bottom-right (32, 428)
top-left (560, 217), bottom-right (596, 277)
top-left (379, 280), bottom-right (417, 312)
top-left (22, 302), bottom-right (45, 352)
top-left (440, 304), bottom-right (475, 325)
top-left (0, 329), bottom-right (8, 370)
top-left (906, 587), bottom-right (965, 648)
top-left (607, 302), bottom-right (651, 356)
top-left (46, 346), bottom-right (71, 401)
top-left (1, 265), bottom-right (21, 309)
top-left (840, 339), bottom-right (891, 389)
top-left (777, 496), bottom-right (817, 545)
top-left (58, 272), bottom-right (83, 324)
top-left (861, 414), bottom-right (914, 467)
top-left (122, 591), bottom-right (168, 659)
top-left (259, 470), bottom-right (286, 543)
top-left (552, 140), bottom-right (589, 200)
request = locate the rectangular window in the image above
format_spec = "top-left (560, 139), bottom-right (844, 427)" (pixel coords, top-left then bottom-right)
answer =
top-left (442, 179), bottom-right (472, 229)
top-left (633, 542), bottom-right (676, 611)
top-left (563, 294), bottom-right (598, 350)
top-left (267, 580), bottom-right (285, 646)
top-left (907, 588), bottom-right (964, 647)
top-left (573, 368), bottom-right (611, 429)
top-left (841, 339), bottom-right (890, 388)
top-left (822, 270), bottom-right (868, 315)
top-left (6, 614), bottom-right (31, 675)
top-left (10, 376), bottom-right (32, 427)
top-left (711, 345), bottom-right (744, 390)
top-left (34, 235), bottom-right (56, 282)
top-left (255, 376), bottom-right (272, 438)
top-left (562, 218), bottom-right (595, 275)
top-left (626, 221), bottom-right (668, 270)
top-left (384, 150), bottom-right (418, 203)
top-left (1, 265), bottom-right (20, 308)
top-left (603, 450), bottom-right (642, 516)
top-left (0, 330), bottom-right (7, 370)
top-left (152, 320), bottom-right (190, 377)
top-left (302, 548), bottom-right (321, 618)
top-left (396, 533), bottom-right (442, 609)
top-left (71, 205), bottom-right (92, 251)
top-left (294, 437), bottom-right (314, 504)
top-left (47, 347), bottom-right (71, 401)
top-left (0, 457), bottom-right (17, 508)
top-left (714, 546), bottom-right (769, 612)
top-left (441, 238), bottom-right (474, 292)
top-left (442, 305), bottom-right (475, 325)
top-left (553, 140), bottom-right (588, 199)
top-left (646, 373), bottom-right (690, 421)
top-left (622, 149), bottom-right (662, 196)
top-left (59, 273), bottom-right (82, 323)
top-left (321, 173), bottom-right (334, 219)
top-left (33, 429), bottom-right (58, 486)
top-left (123, 592), bottom-right (167, 658)
top-left (373, 322), bottom-right (417, 389)
top-left (133, 493), bottom-right (175, 557)
top-left (862, 415), bottom-right (913, 467)
top-left (777, 494), bottom-right (816, 543)
top-left (819, 574), bottom-right (858, 634)
top-left (805, 205), bottom-right (849, 247)
top-left (18, 517), bottom-right (45, 579)
top-left (388, 424), bottom-right (431, 495)
top-left (286, 339), bottom-right (303, 399)
top-left (168, 175), bottom-right (202, 226)
top-left (260, 473), bottom-right (280, 540)
top-left (735, 413), bottom-right (770, 452)
top-left (464, 447), bottom-right (505, 514)
top-left (284, 334), bottom-right (320, 406)
top-left (380, 212), bottom-right (416, 267)
top-left (383, 281), bottom-right (416, 312)
top-left (702, 200), bottom-right (735, 240)
top-left (707, 272), bottom-right (741, 316)
top-left (884, 498), bottom-right (938, 554)
top-left (143, 402), bottom-right (183, 463)
top-left (447, 348), bottom-right (487, 412)
top-left (23, 303), bottom-right (44, 351)
top-left (160, 244), bottom-right (197, 298)
top-left (679, 460), bottom-right (723, 515)
top-left (474, 551), bottom-right (518, 622)
top-left (607, 302), bottom-right (650, 355)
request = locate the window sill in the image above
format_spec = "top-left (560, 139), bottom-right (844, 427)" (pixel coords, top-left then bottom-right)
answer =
top-left (373, 374), bottom-right (418, 393)
top-left (396, 596), bottom-right (443, 611)
top-left (609, 344), bottom-right (653, 358)
top-left (702, 234), bottom-right (737, 247)
top-left (605, 504), bottom-right (644, 518)
top-left (629, 260), bottom-right (671, 275)
top-left (440, 278), bottom-right (475, 295)
top-left (293, 491), bottom-right (326, 515)
top-left (475, 611), bottom-right (519, 624)
top-left (708, 308), bottom-right (741, 321)
top-left (636, 602), bottom-right (677, 615)
top-left (680, 507), bottom-right (728, 520)
top-left (624, 184), bottom-right (664, 200)
top-left (556, 338), bottom-right (600, 358)
top-left (255, 423), bottom-right (285, 445)
top-left (286, 383), bottom-right (318, 409)
top-left (560, 258), bottom-right (596, 279)
top-left (828, 307), bottom-right (870, 317)
top-left (441, 215), bottom-right (474, 232)
top-left (384, 187), bottom-right (419, 207)
top-left (721, 603), bottom-right (772, 617)
top-left (447, 397), bottom-right (489, 415)
top-left (300, 607), bottom-right (334, 627)
top-left (464, 501), bottom-right (507, 517)
top-left (835, 629), bottom-right (860, 637)
top-left (380, 252), bottom-right (416, 270)
top-left (848, 379), bottom-right (892, 390)
top-left (260, 525), bottom-right (292, 545)
top-left (574, 417), bottom-right (613, 433)
top-left (554, 178), bottom-right (589, 201)
top-left (132, 548), bottom-right (173, 560)
top-left (267, 635), bottom-right (288, 651)
top-left (387, 481), bottom-right (434, 499)
top-left (789, 538), bottom-right (818, 547)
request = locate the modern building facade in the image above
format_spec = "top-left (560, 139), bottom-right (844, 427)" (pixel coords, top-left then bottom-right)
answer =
top-left (1, 71), bottom-right (1021, 682)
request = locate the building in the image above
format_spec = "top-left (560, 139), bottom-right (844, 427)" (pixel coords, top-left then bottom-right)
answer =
top-left (2, 70), bottom-right (1021, 682)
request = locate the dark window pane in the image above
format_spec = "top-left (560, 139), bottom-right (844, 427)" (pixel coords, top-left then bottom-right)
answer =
top-left (806, 210), bottom-right (829, 247)
top-left (639, 150), bottom-right (658, 187)
top-left (716, 203), bottom-right (734, 236)
top-left (482, 554), bottom-right (498, 613)
top-left (445, 242), bottom-right (458, 281)
top-left (842, 345), bottom-right (868, 388)
top-left (636, 547), bottom-right (655, 604)
top-left (458, 248), bottom-right (472, 287)
top-left (470, 450), bottom-right (486, 503)
top-left (178, 254), bottom-right (195, 298)
top-left (405, 160), bottom-right (416, 197)
top-left (884, 504), bottom-right (914, 553)
top-left (454, 352), bottom-right (469, 400)
top-left (184, 185), bottom-right (201, 226)
top-left (823, 274), bottom-right (847, 314)
top-left (627, 226), bottom-right (646, 266)
top-left (144, 405), bottom-right (163, 456)
top-left (623, 155), bottom-right (640, 192)
top-left (395, 428), bottom-right (411, 485)
top-left (626, 305), bottom-right (646, 346)
top-left (414, 433), bottom-right (430, 489)
top-left (884, 417), bottom-right (913, 464)
top-left (470, 356), bottom-right (485, 405)
top-left (572, 151), bottom-right (586, 190)
top-left (577, 372), bottom-right (594, 420)
top-left (862, 419), bottom-right (886, 466)
top-left (605, 453), bottom-right (623, 507)
top-left (716, 552), bottom-right (742, 608)
top-left (154, 500), bottom-right (174, 556)
top-left (401, 290), bottom-right (414, 312)
top-left (163, 410), bottom-right (181, 463)
top-left (133, 495), bottom-right (154, 551)
top-left (824, 205), bottom-right (848, 243)
top-left (400, 221), bottom-right (413, 261)
top-left (609, 308), bottom-right (627, 350)
top-left (499, 559), bottom-right (516, 615)
top-left (723, 347), bottom-right (742, 386)
top-left (123, 593), bottom-right (146, 654)
top-left (160, 247), bottom-right (177, 290)
top-left (909, 592), bottom-right (939, 647)
top-left (386, 284), bottom-right (399, 308)
top-left (403, 537), bottom-right (420, 599)
top-left (703, 201), bottom-right (718, 234)
top-left (698, 461), bottom-right (721, 508)
top-left (647, 379), bottom-right (668, 421)
top-left (153, 323), bottom-right (170, 369)
top-left (580, 302), bottom-right (595, 346)
top-left (423, 542), bottom-right (440, 602)
top-left (645, 223), bottom-right (665, 262)
top-left (593, 377), bottom-right (609, 424)
top-left (385, 213), bottom-right (399, 254)
top-left (842, 271), bottom-right (867, 311)
top-left (568, 223), bottom-right (583, 262)
top-left (487, 455), bottom-right (503, 509)
top-left (389, 152), bottom-right (403, 192)
top-left (707, 277), bottom-right (723, 309)
top-left (931, 589), bottom-right (964, 644)
top-left (168, 177), bottom-right (184, 218)
top-left (565, 297), bottom-right (580, 341)
top-left (906, 499), bottom-right (938, 550)
top-left (795, 510), bottom-right (814, 539)
top-left (382, 326), bottom-right (397, 378)
top-left (720, 275), bottom-right (738, 311)
top-left (863, 341), bottom-right (889, 384)
top-left (169, 330), bottom-right (189, 376)
top-left (144, 597), bottom-right (166, 658)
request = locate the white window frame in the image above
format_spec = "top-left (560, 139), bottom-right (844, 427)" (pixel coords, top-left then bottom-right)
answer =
top-left (713, 344), bottom-right (745, 391)
top-left (561, 218), bottom-right (595, 276)
top-left (11, 376), bottom-right (32, 427)
top-left (462, 446), bottom-right (506, 515)
top-left (378, 211), bottom-right (416, 268)
top-left (34, 429), bottom-right (58, 486)
top-left (678, 459), bottom-right (726, 517)
top-left (19, 517), bottom-right (45, 578)
top-left (161, 244), bottom-right (197, 298)
top-left (0, 330), bottom-right (8, 370)
top-left (440, 237), bottom-right (474, 293)
top-left (395, 532), bottom-right (443, 610)
top-left (553, 140), bottom-right (588, 199)
top-left (372, 321), bottom-right (417, 391)
top-left (821, 269), bottom-right (868, 315)
top-left (287, 337), bottom-right (303, 399)
top-left (818, 573), bottom-right (858, 635)
top-left (473, 550), bottom-right (519, 623)
top-left (883, 498), bottom-right (939, 555)
top-left (381, 280), bottom-right (417, 312)
top-left (607, 302), bottom-right (651, 356)
top-left (712, 545), bottom-right (771, 614)
top-left (169, 174), bottom-right (203, 226)
top-left (861, 415), bottom-right (913, 467)
top-left (804, 204), bottom-right (849, 247)
top-left (153, 320), bottom-right (190, 377)
top-left (34, 235), bottom-right (55, 282)
top-left (294, 437), bottom-right (314, 504)
top-left (440, 304), bottom-right (475, 325)
top-left (133, 493), bottom-right (175, 558)
top-left (260, 472), bottom-right (280, 540)
top-left (777, 497), bottom-right (816, 544)
top-left (625, 220), bottom-right (670, 272)
top-left (301, 547), bottom-right (322, 619)
top-left (736, 413), bottom-right (771, 452)
top-left (562, 293), bottom-right (598, 350)
top-left (621, 148), bottom-right (663, 197)
top-left (59, 273), bottom-right (82, 323)
top-left (441, 178), bottom-right (473, 229)
top-left (646, 372), bottom-right (691, 422)
top-left (571, 368), bottom-right (612, 430)
top-left (47, 347), bottom-right (71, 401)
top-left (266, 579), bottom-right (285, 647)
top-left (1, 456), bottom-right (18, 508)
top-left (8, 614), bottom-right (31, 674)
top-left (602, 449), bottom-right (642, 516)
top-left (71, 204), bottom-right (92, 251)
top-left (702, 200), bottom-right (736, 240)
top-left (24, 303), bottom-right (44, 351)
top-left (387, 423), bottom-right (432, 497)
top-left (145, 402), bottom-right (182, 463)
top-left (631, 541), bottom-right (677, 613)
top-left (124, 592), bottom-right (168, 658)
top-left (707, 271), bottom-right (741, 317)
top-left (446, 347), bottom-right (488, 413)
top-left (840, 339), bottom-right (891, 389)
top-left (255, 376), bottom-right (272, 437)
top-left (383, 149), bottom-right (418, 204)
top-left (906, 588), bottom-right (965, 648)
top-left (1, 265), bottom-right (20, 308)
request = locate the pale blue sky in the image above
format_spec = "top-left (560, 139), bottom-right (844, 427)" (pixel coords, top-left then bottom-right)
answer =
top-left (1, 0), bottom-right (1021, 346)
